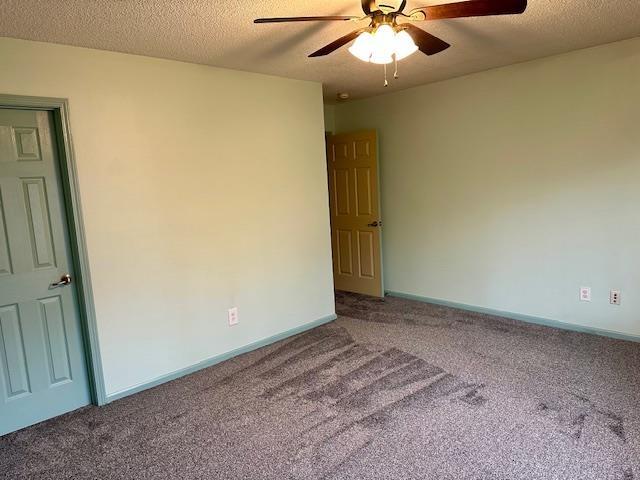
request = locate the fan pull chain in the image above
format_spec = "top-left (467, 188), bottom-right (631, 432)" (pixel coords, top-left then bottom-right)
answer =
top-left (394, 56), bottom-right (399, 79)
top-left (383, 64), bottom-right (388, 87)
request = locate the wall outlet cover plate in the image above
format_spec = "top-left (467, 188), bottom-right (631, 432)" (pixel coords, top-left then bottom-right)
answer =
top-left (610, 290), bottom-right (621, 305)
top-left (580, 287), bottom-right (591, 302)
top-left (228, 307), bottom-right (239, 325)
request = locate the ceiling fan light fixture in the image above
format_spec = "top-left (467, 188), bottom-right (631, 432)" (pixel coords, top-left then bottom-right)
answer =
top-left (348, 31), bottom-right (375, 62)
top-left (372, 24), bottom-right (396, 58)
top-left (394, 29), bottom-right (419, 60)
top-left (349, 24), bottom-right (418, 65)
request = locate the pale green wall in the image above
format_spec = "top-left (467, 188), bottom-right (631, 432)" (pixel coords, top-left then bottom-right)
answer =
top-left (0, 37), bottom-right (335, 395)
top-left (335, 37), bottom-right (640, 337)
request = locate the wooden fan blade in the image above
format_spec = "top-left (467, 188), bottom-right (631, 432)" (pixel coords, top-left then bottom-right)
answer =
top-left (361, 0), bottom-right (375, 14)
top-left (409, 0), bottom-right (527, 20)
top-left (309, 29), bottom-right (365, 57)
top-left (401, 24), bottom-right (450, 55)
top-left (254, 16), bottom-right (359, 23)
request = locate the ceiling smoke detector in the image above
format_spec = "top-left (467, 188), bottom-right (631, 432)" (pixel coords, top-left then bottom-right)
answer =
top-left (337, 92), bottom-right (350, 100)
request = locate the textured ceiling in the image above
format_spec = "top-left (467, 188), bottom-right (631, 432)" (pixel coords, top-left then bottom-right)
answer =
top-left (1, 0), bottom-right (639, 102)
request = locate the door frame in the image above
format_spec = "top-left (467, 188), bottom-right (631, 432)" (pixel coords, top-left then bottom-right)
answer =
top-left (0, 94), bottom-right (107, 406)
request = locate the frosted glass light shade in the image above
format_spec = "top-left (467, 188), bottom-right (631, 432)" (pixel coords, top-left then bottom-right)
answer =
top-left (348, 25), bottom-right (419, 65)
top-left (348, 32), bottom-right (374, 62)
top-left (371, 24), bottom-right (395, 63)
top-left (394, 30), bottom-right (418, 60)
top-left (369, 52), bottom-right (394, 65)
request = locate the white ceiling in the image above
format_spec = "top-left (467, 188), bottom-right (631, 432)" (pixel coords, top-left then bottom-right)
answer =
top-left (1, 0), bottom-right (639, 102)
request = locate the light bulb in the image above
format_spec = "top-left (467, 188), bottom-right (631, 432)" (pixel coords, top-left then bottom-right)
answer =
top-left (373, 25), bottom-right (395, 58)
top-left (369, 24), bottom-right (395, 64)
top-left (394, 29), bottom-right (418, 61)
top-left (348, 31), bottom-right (374, 62)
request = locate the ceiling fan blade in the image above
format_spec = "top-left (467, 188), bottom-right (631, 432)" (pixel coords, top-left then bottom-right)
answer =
top-left (401, 24), bottom-right (450, 55)
top-left (254, 16), bottom-right (359, 24)
top-left (309, 29), bottom-right (365, 57)
top-left (408, 0), bottom-right (527, 20)
top-left (361, 0), bottom-right (375, 14)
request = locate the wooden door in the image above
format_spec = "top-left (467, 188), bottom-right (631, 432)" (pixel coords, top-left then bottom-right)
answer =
top-left (0, 109), bottom-right (90, 436)
top-left (326, 130), bottom-right (383, 297)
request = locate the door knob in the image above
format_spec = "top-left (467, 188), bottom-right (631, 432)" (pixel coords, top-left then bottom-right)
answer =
top-left (367, 221), bottom-right (382, 227)
top-left (49, 274), bottom-right (72, 289)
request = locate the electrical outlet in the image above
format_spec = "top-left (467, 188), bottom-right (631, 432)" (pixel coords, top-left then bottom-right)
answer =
top-left (228, 307), bottom-right (239, 326)
top-left (610, 290), bottom-right (621, 306)
top-left (579, 287), bottom-right (591, 302)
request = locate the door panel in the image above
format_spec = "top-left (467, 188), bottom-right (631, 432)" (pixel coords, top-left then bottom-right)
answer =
top-left (355, 167), bottom-right (372, 216)
top-left (0, 109), bottom-right (89, 436)
top-left (327, 130), bottom-right (382, 297)
top-left (357, 231), bottom-right (375, 278)
top-left (333, 168), bottom-right (351, 216)
top-left (40, 295), bottom-right (73, 385)
top-left (14, 127), bottom-right (42, 161)
top-left (0, 304), bottom-right (31, 399)
top-left (336, 229), bottom-right (353, 276)
top-left (23, 178), bottom-right (56, 269)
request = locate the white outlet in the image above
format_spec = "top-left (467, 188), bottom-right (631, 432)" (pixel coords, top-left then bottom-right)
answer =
top-left (610, 290), bottom-right (621, 306)
top-left (579, 287), bottom-right (591, 302)
top-left (228, 307), bottom-right (239, 326)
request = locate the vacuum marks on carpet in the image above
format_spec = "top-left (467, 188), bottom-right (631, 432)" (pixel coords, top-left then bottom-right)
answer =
top-left (2, 293), bottom-right (638, 480)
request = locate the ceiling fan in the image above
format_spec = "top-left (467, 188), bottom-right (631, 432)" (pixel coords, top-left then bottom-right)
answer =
top-left (255, 0), bottom-right (528, 86)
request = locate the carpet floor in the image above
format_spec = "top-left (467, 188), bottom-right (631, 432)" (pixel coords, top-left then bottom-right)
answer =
top-left (1, 291), bottom-right (639, 479)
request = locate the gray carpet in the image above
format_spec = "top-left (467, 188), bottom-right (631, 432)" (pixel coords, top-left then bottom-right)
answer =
top-left (1, 291), bottom-right (639, 479)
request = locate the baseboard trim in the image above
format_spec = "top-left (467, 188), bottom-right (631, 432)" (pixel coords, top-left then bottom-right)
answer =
top-left (106, 313), bottom-right (337, 403)
top-left (385, 291), bottom-right (639, 343)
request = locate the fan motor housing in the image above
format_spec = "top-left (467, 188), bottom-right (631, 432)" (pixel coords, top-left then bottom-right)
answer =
top-left (376, 0), bottom-right (405, 13)
top-left (370, 12), bottom-right (398, 28)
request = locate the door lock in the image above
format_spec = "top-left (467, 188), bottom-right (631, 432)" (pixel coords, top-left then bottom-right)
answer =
top-left (49, 274), bottom-right (72, 289)
top-left (367, 221), bottom-right (382, 227)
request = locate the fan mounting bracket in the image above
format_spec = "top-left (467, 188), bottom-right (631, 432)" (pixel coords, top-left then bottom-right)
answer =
top-left (370, 11), bottom-right (398, 28)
